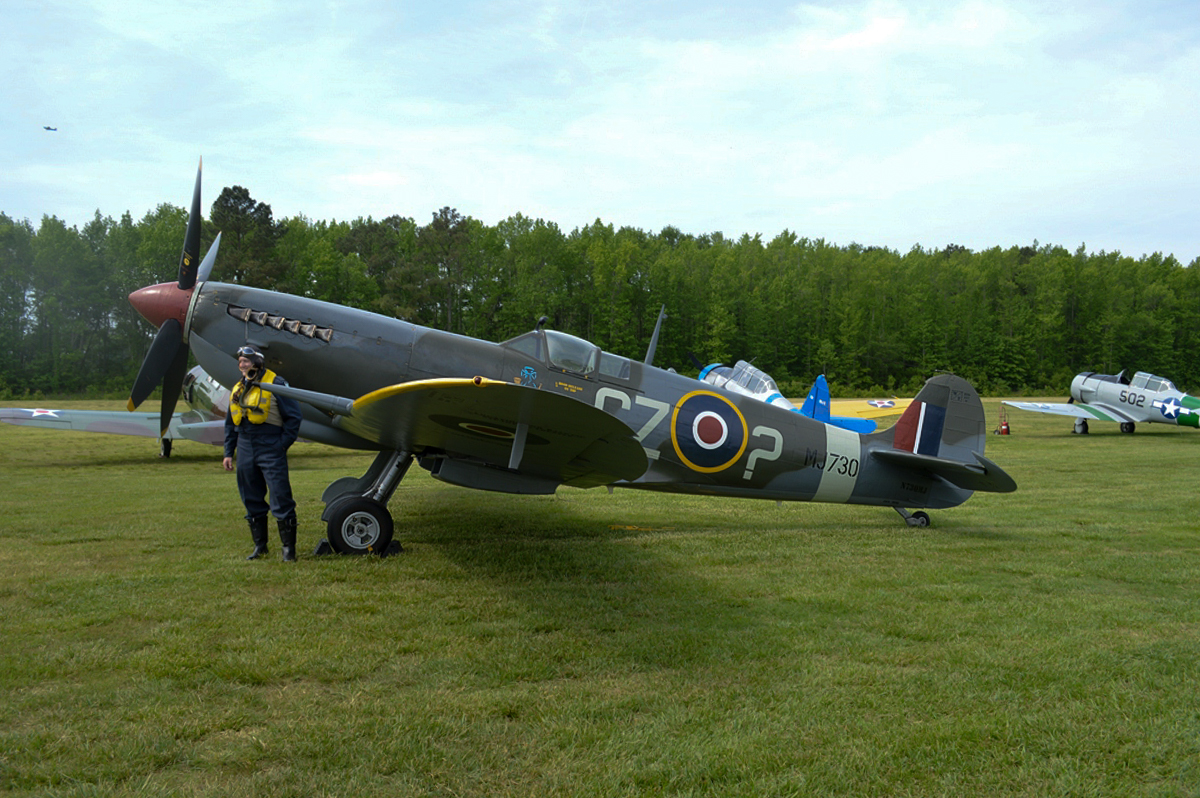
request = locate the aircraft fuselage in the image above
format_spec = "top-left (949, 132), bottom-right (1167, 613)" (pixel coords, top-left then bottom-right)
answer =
top-left (175, 281), bottom-right (980, 510)
top-left (1069, 371), bottom-right (1200, 427)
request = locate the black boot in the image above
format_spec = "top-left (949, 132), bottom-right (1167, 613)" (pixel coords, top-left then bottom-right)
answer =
top-left (278, 514), bottom-right (298, 562)
top-left (246, 514), bottom-right (269, 560)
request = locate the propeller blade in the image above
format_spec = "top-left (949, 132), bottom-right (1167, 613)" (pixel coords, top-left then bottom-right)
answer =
top-left (127, 319), bottom-right (183, 411)
top-left (159, 344), bottom-right (190, 437)
top-left (195, 231), bottom-right (222, 284)
top-left (177, 158), bottom-right (203, 290)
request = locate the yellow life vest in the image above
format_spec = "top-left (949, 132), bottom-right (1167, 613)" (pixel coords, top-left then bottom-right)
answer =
top-left (229, 369), bottom-right (279, 426)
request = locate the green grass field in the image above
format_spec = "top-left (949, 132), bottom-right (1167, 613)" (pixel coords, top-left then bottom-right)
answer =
top-left (1, 399), bottom-right (1198, 797)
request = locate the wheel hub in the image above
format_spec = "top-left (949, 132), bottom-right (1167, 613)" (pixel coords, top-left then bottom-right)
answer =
top-left (342, 512), bottom-right (381, 548)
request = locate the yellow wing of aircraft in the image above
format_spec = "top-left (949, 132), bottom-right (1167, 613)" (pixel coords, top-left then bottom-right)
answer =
top-left (831, 397), bottom-right (914, 421)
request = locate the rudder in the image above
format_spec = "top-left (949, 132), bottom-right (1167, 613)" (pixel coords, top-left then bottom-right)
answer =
top-left (874, 373), bottom-right (988, 463)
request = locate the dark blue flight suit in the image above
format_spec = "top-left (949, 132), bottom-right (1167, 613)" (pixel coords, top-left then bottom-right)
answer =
top-left (224, 371), bottom-right (303, 559)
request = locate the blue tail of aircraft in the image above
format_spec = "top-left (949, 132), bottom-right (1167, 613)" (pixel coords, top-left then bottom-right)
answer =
top-left (800, 374), bottom-right (832, 421)
top-left (801, 375), bottom-right (876, 434)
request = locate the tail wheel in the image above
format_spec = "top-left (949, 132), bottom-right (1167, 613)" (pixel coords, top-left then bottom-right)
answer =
top-left (326, 497), bottom-right (394, 555)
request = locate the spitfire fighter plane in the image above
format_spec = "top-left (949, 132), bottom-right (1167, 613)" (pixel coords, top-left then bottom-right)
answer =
top-left (1, 366), bottom-right (228, 457)
top-left (1003, 370), bottom-right (1200, 434)
top-left (124, 162), bottom-right (1016, 554)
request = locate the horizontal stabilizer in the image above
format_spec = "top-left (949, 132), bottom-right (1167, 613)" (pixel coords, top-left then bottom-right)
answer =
top-left (828, 415), bottom-right (877, 434)
top-left (872, 448), bottom-right (1017, 493)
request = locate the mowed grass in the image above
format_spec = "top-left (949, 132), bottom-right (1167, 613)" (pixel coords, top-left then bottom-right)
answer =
top-left (1, 399), bottom-right (1198, 797)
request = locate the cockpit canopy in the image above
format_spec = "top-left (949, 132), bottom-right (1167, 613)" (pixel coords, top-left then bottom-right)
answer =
top-left (700, 360), bottom-right (780, 399)
top-left (1130, 371), bottom-right (1177, 394)
top-left (502, 328), bottom-right (632, 380)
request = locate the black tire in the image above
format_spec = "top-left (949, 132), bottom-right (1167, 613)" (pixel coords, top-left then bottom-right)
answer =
top-left (911, 511), bottom-right (930, 527)
top-left (1120, 422), bottom-right (1136, 434)
top-left (326, 497), bottom-right (394, 555)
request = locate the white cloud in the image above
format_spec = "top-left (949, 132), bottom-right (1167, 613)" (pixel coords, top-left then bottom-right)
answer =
top-left (1, 0), bottom-right (1198, 261)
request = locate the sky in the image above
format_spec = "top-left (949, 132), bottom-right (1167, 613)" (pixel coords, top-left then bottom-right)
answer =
top-left (4, 0), bottom-right (1199, 262)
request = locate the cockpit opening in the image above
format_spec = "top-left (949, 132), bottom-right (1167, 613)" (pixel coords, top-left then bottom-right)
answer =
top-left (502, 326), bottom-right (616, 379)
top-left (544, 330), bottom-right (597, 375)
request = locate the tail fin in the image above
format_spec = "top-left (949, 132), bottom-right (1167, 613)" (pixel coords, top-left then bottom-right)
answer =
top-left (800, 374), bottom-right (878, 434)
top-left (800, 374), bottom-right (831, 422)
top-left (870, 373), bottom-right (1016, 493)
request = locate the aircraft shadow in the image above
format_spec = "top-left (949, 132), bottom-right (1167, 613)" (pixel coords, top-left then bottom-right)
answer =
top-left (399, 491), bottom-right (796, 674)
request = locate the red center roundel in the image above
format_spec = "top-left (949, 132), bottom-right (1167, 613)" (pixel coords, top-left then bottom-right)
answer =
top-left (693, 411), bottom-right (728, 449)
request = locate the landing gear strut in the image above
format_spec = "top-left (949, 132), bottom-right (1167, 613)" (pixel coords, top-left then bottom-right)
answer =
top-left (895, 507), bottom-right (930, 527)
top-left (318, 449), bottom-right (412, 556)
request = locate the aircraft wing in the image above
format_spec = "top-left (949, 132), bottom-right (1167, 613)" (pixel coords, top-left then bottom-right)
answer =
top-left (0, 407), bottom-right (225, 444)
top-left (831, 398), bottom-right (914, 420)
top-left (333, 378), bottom-right (649, 488)
top-left (1001, 401), bottom-right (1130, 423)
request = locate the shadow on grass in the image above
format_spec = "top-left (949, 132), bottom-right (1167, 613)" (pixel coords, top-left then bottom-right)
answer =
top-left (391, 487), bottom-right (872, 675)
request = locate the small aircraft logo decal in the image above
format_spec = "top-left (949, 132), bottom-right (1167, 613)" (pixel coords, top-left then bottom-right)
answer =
top-left (868, 400), bottom-right (895, 408)
top-left (31, 409), bottom-right (60, 417)
top-left (518, 366), bottom-right (541, 388)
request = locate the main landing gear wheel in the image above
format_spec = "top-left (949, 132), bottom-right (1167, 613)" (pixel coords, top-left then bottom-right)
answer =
top-left (1120, 422), bottom-right (1136, 434)
top-left (325, 497), bottom-right (394, 555)
top-left (895, 508), bottom-right (930, 527)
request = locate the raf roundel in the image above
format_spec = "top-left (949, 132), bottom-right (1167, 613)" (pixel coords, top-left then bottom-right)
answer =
top-left (671, 390), bottom-right (749, 473)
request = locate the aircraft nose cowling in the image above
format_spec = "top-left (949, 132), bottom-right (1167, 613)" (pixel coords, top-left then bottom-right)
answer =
top-left (129, 282), bottom-right (191, 329)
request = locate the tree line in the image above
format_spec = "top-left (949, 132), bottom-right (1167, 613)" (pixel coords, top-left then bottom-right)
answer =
top-left (2, 186), bottom-right (1198, 399)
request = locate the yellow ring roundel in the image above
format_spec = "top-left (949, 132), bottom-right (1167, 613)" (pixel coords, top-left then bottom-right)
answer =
top-left (670, 390), bottom-right (749, 473)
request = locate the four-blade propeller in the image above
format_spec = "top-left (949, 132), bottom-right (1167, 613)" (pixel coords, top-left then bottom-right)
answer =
top-left (126, 159), bottom-right (220, 437)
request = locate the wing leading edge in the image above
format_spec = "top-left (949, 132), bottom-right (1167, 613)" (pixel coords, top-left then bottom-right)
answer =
top-left (1001, 401), bottom-right (1127, 423)
top-left (333, 378), bottom-right (649, 489)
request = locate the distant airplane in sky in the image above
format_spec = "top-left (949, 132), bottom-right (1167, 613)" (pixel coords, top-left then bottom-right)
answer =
top-left (43, 125), bottom-right (56, 131)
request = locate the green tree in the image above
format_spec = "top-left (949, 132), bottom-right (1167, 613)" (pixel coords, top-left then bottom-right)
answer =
top-left (210, 186), bottom-right (279, 286)
top-left (0, 214), bottom-right (35, 393)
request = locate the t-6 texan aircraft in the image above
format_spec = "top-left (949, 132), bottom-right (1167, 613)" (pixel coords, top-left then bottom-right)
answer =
top-left (125, 162), bottom-right (1016, 554)
top-left (1003, 370), bottom-right (1200, 434)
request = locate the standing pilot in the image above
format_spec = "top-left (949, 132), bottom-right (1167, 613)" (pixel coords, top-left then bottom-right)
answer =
top-left (222, 345), bottom-right (303, 561)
